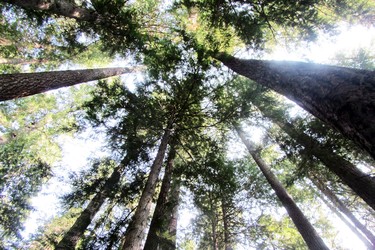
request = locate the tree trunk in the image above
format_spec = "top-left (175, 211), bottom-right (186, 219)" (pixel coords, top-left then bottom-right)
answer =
top-left (258, 103), bottom-right (375, 211)
top-left (166, 179), bottom-right (181, 248)
top-left (2, 0), bottom-right (98, 21)
top-left (311, 176), bottom-right (375, 248)
top-left (221, 200), bottom-right (233, 250)
top-left (0, 67), bottom-right (138, 101)
top-left (235, 126), bottom-right (329, 250)
top-left (143, 146), bottom-right (176, 250)
top-left (121, 125), bottom-right (172, 250)
top-left (55, 165), bottom-right (123, 249)
top-left (217, 54), bottom-right (375, 159)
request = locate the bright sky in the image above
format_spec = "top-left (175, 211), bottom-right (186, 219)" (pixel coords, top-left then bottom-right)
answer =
top-left (21, 23), bottom-right (375, 249)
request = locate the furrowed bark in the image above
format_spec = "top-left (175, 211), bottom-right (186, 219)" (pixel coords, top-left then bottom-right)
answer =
top-left (121, 124), bottom-right (172, 250)
top-left (236, 126), bottom-right (329, 250)
top-left (55, 165), bottom-right (123, 250)
top-left (217, 54), bottom-right (375, 159)
top-left (0, 67), bottom-right (138, 101)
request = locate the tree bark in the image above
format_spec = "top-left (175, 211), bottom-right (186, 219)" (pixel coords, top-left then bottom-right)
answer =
top-left (221, 200), bottom-right (233, 250)
top-left (259, 104), bottom-right (375, 211)
top-left (55, 164), bottom-right (123, 250)
top-left (311, 176), bottom-right (375, 248)
top-left (2, 0), bottom-right (99, 22)
top-left (236, 126), bottom-right (330, 250)
top-left (0, 67), bottom-right (138, 101)
top-left (121, 125), bottom-right (172, 250)
top-left (217, 54), bottom-right (375, 159)
top-left (166, 179), bottom-right (181, 248)
top-left (143, 146), bottom-right (176, 250)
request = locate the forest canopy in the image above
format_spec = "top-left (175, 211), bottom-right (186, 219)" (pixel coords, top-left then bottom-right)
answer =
top-left (0, 0), bottom-right (374, 249)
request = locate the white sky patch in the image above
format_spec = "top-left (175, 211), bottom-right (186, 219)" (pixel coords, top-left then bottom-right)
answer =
top-left (21, 132), bottom-right (108, 239)
top-left (268, 23), bottom-right (375, 63)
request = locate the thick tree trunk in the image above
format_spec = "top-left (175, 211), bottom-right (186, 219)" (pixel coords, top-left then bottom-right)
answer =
top-left (121, 125), bottom-right (172, 250)
top-left (2, 0), bottom-right (98, 21)
top-left (217, 54), bottom-right (375, 159)
top-left (259, 104), bottom-right (375, 211)
top-left (236, 126), bottom-right (329, 250)
top-left (143, 147), bottom-right (176, 250)
top-left (0, 67), bottom-right (137, 101)
top-left (166, 179), bottom-right (181, 247)
top-left (55, 165), bottom-right (123, 250)
top-left (311, 176), bottom-right (375, 248)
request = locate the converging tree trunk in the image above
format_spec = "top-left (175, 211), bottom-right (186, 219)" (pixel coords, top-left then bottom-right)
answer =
top-left (258, 104), bottom-right (375, 211)
top-left (310, 176), bottom-right (375, 248)
top-left (235, 126), bottom-right (329, 250)
top-left (121, 124), bottom-right (173, 250)
top-left (55, 164), bottom-right (124, 249)
top-left (143, 146), bottom-right (177, 250)
top-left (217, 54), bottom-right (375, 159)
top-left (0, 67), bottom-right (138, 101)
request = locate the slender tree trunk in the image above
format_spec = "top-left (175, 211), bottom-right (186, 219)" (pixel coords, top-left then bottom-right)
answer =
top-left (0, 37), bottom-right (12, 46)
top-left (143, 146), bottom-right (176, 250)
top-left (2, 0), bottom-right (98, 21)
top-left (221, 200), bottom-right (233, 250)
top-left (0, 67), bottom-right (141, 101)
top-left (121, 125), bottom-right (172, 250)
top-left (235, 126), bottom-right (329, 250)
top-left (311, 176), bottom-right (375, 248)
top-left (258, 104), bottom-right (375, 210)
top-left (217, 54), bottom-right (375, 159)
top-left (55, 164), bottom-right (123, 250)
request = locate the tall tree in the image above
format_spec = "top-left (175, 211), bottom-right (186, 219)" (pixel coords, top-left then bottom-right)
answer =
top-left (310, 176), bottom-right (375, 248)
top-left (0, 67), bottom-right (140, 101)
top-left (121, 122), bottom-right (173, 250)
top-left (143, 146), bottom-right (178, 250)
top-left (216, 54), bottom-right (375, 159)
top-left (235, 126), bottom-right (329, 250)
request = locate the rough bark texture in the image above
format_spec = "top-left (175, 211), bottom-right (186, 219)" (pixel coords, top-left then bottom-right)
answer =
top-left (121, 126), bottom-right (172, 250)
top-left (166, 180), bottom-right (180, 247)
top-left (2, 0), bottom-right (98, 21)
top-left (262, 110), bottom-right (375, 211)
top-left (236, 126), bottom-right (329, 250)
top-left (0, 67), bottom-right (136, 101)
top-left (143, 147), bottom-right (176, 250)
top-left (311, 177), bottom-right (375, 248)
top-left (218, 54), bottom-right (375, 159)
top-left (55, 165), bottom-right (123, 250)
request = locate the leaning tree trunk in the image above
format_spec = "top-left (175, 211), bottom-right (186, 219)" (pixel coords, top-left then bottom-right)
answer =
top-left (258, 103), bottom-right (375, 211)
top-left (0, 67), bottom-right (139, 101)
top-left (2, 0), bottom-right (99, 21)
top-left (121, 124), bottom-right (172, 250)
top-left (143, 146), bottom-right (176, 250)
top-left (310, 176), bottom-right (375, 248)
top-left (55, 164), bottom-right (124, 249)
top-left (217, 54), bottom-right (375, 159)
top-left (236, 126), bottom-right (329, 250)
